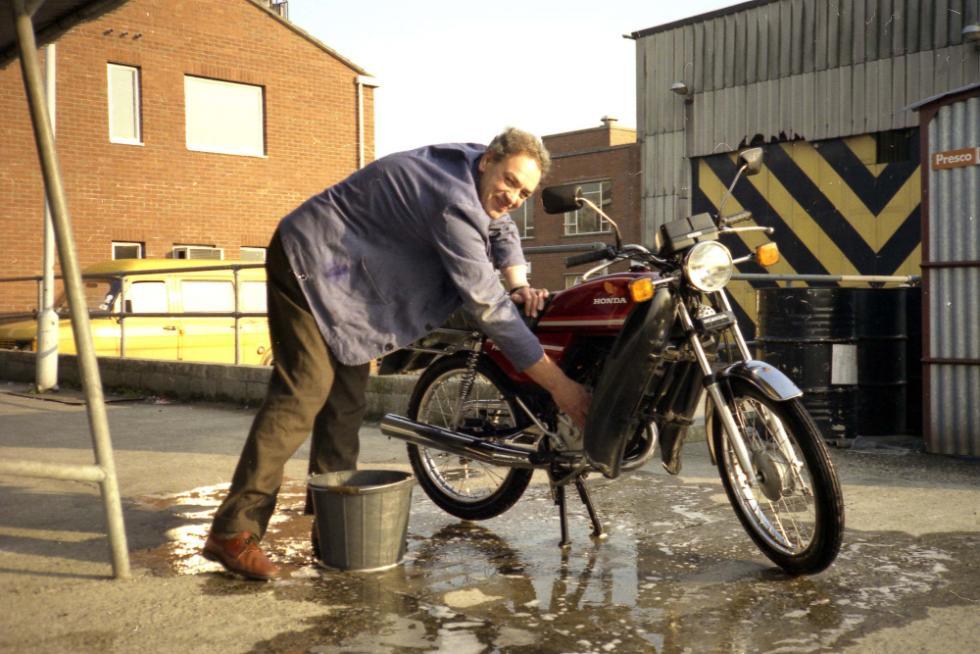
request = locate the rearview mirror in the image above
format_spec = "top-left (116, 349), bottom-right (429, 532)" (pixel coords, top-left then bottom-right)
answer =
top-left (739, 147), bottom-right (764, 175)
top-left (541, 186), bottom-right (583, 214)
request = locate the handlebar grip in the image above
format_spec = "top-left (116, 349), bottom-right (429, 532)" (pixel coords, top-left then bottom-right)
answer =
top-left (565, 247), bottom-right (614, 268)
top-left (721, 210), bottom-right (753, 226)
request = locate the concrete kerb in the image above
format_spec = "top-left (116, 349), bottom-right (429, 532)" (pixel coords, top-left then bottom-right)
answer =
top-left (0, 350), bottom-right (417, 419)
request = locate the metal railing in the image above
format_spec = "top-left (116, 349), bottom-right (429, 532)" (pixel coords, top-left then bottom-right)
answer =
top-left (732, 272), bottom-right (921, 287)
top-left (3, 1), bottom-right (128, 579)
top-left (0, 262), bottom-right (268, 365)
top-left (2, 254), bottom-right (922, 366)
top-left (525, 241), bottom-right (921, 288)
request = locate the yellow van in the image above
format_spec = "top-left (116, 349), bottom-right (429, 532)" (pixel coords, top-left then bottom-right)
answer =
top-left (0, 259), bottom-right (272, 365)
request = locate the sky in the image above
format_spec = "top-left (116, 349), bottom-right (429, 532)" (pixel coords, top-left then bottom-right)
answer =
top-left (287, 0), bottom-right (745, 156)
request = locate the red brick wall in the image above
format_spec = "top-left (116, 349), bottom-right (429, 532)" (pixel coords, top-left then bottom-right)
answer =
top-left (526, 139), bottom-right (641, 292)
top-left (0, 0), bottom-right (373, 312)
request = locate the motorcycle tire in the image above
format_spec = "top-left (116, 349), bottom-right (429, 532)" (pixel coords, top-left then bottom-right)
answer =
top-left (711, 379), bottom-right (844, 575)
top-left (406, 354), bottom-right (533, 521)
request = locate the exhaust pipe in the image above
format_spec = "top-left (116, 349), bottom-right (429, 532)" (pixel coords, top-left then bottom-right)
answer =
top-left (380, 413), bottom-right (537, 469)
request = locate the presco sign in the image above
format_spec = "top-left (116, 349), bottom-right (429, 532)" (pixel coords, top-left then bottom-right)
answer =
top-left (931, 147), bottom-right (980, 170)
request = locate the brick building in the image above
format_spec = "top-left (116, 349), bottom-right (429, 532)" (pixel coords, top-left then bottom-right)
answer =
top-left (0, 0), bottom-right (374, 312)
top-left (521, 118), bottom-right (641, 292)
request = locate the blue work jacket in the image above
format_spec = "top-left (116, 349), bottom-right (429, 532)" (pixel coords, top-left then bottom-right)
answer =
top-left (278, 143), bottom-right (545, 371)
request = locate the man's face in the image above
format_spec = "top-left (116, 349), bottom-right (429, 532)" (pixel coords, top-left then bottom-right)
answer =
top-left (477, 153), bottom-right (542, 219)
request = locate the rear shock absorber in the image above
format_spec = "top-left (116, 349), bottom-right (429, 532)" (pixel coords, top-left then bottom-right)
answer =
top-left (449, 345), bottom-right (482, 430)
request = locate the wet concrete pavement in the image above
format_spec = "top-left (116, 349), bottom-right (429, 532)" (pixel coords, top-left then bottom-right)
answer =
top-left (0, 381), bottom-right (978, 653)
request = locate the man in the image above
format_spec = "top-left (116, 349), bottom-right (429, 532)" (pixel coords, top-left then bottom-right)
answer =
top-left (202, 128), bottom-right (591, 580)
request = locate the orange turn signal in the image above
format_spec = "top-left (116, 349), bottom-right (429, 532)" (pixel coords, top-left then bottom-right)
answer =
top-left (629, 277), bottom-right (655, 303)
top-left (755, 242), bottom-right (780, 267)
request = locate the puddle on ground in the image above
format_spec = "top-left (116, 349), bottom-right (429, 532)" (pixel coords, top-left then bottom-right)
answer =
top-left (130, 472), bottom-right (979, 653)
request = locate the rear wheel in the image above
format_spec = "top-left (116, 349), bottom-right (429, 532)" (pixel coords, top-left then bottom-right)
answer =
top-left (712, 380), bottom-right (844, 574)
top-left (407, 355), bottom-right (533, 521)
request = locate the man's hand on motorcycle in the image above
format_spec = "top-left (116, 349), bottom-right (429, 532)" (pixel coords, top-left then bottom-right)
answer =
top-left (510, 286), bottom-right (549, 317)
top-left (553, 379), bottom-right (591, 430)
top-left (523, 354), bottom-right (590, 429)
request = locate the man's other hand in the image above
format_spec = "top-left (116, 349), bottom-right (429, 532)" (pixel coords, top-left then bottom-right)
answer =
top-left (510, 286), bottom-right (549, 317)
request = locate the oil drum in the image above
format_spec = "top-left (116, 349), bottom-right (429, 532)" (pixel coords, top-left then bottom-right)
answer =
top-left (757, 287), bottom-right (858, 443)
top-left (757, 287), bottom-right (915, 443)
top-left (852, 289), bottom-right (909, 436)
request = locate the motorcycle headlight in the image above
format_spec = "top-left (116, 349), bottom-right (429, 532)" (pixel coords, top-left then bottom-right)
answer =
top-left (684, 241), bottom-right (733, 292)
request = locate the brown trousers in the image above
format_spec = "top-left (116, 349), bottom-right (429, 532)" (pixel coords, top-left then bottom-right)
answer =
top-left (210, 231), bottom-right (370, 538)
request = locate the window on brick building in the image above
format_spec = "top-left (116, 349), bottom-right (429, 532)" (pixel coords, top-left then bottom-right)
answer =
top-left (561, 180), bottom-right (612, 236)
top-left (511, 202), bottom-right (534, 239)
top-left (112, 241), bottom-right (143, 259)
top-left (172, 245), bottom-right (224, 260)
top-left (184, 76), bottom-right (265, 157)
top-left (107, 64), bottom-right (141, 144)
top-left (240, 247), bottom-right (267, 262)
top-left (564, 273), bottom-right (583, 288)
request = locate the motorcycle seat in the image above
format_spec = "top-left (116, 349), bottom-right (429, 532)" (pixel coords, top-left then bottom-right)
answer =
top-left (442, 296), bottom-right (549, 332)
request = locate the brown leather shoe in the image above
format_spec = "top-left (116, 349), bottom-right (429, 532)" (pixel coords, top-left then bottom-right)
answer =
top-left (202, 531), bottom-right (279, 581)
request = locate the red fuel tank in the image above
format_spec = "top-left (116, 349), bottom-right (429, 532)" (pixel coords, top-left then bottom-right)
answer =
top-left (485, 274), bottom-right (643, 383)
top-left (535, 274), bottom-right (641, 334)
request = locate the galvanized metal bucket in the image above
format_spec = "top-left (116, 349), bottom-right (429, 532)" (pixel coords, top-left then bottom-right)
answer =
top-left (308, 470), bottom-right (414, 572)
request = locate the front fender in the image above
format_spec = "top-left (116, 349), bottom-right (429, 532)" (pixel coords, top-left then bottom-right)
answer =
top-left (718, 360), bottom-right (802, 401)
top-left (584, 287), bottom-right (675, 478)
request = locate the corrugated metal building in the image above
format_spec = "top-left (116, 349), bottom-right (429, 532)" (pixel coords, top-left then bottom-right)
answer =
top-left (634, 0), bottom-right (978, 229)
top-left (912, 83), bottom-right (980, 456)
top-left (631, 0), bottom-right (979, 445)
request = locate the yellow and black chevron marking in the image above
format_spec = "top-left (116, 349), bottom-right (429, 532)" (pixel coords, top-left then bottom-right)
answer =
top-left (692, 133), bottom-right (921, 338)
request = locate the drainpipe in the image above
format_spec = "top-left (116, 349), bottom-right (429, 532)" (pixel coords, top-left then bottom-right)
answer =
top-left (36, 43), bottom-right (58, 392)
top-left (355, 74), bottom-right (379, 168)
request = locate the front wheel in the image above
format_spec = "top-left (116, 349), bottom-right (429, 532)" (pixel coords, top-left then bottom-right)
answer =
top-left (406, 355), bottom-right (533, 521)
top-left (711, 380), bottom-right (844, 575)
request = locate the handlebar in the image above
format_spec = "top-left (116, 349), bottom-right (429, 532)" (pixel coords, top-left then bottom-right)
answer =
top-left (565, 246), bottom-right (616, 268)
top-left (720, 210), bottom-right (753, 226)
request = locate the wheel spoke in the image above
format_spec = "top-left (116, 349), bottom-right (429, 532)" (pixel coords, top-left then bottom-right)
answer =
top-left (723, 395), bottom-right (817, 555)
top-left (417, 368), bottom-right (517, 504)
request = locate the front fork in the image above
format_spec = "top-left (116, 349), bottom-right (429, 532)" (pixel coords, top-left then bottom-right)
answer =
top-left (677, 297), bottom-right (764, 485)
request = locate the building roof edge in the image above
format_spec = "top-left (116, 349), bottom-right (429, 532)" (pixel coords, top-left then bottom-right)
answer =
top-left (908, 82), bottom-right (980, 111)
top-left (551, 142), bottom-right (638, 160)
top-left (245, 0), bottom-right (371, 77)
top-left (630, 0), bottom-right (774, 39)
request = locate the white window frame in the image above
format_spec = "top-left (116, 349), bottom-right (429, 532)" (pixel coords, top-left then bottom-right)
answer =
top-left (240, 246), bottom-right (267, 262)
top-left (564, 273), bottom-right (584, 289)
top-left (112, 241), bottom-right (143, 259)
top-left (511, 203), bottom-right (534, 240)
top-left (563, 180), bottom-right (612, 236)
top-left (184, 75), bottom-right (265, 157)
top-left (107, 63), bottom-right (142, 145)
top-left (172, 245), bottom-right (224, 260)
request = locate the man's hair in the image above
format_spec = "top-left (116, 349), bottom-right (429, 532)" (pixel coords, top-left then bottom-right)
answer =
top-left (486, 127), bottom-right (551, 178)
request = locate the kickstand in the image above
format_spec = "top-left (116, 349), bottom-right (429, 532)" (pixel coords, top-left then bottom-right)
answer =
top-left (575, 476), bottom-right (606, 540)
top-left (556, 483), bottom-right (571, 549)
top-left (554, 472), bottom-right (607, 548)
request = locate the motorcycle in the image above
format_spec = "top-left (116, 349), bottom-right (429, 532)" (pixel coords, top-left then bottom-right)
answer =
top-left (379, 147), bottom-right (844, 575)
